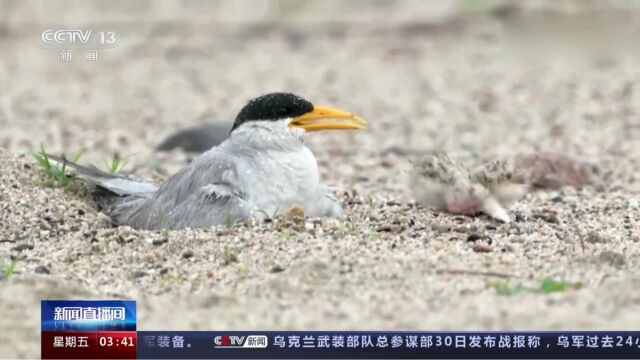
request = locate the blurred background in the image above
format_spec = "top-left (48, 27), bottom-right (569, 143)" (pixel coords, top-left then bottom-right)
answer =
top-left (1, 0), bottom-right (639, 185)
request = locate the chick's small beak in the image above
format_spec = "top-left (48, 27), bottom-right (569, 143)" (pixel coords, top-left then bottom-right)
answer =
top-left (289, 106), bottom-right (366, 132)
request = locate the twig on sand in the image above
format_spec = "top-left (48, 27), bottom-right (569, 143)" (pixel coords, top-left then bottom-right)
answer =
top-left (436, 268), bottom-right (518, 279)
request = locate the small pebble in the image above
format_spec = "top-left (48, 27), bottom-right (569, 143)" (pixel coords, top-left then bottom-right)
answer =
top-left (12, 243), bottom-right (34, 252)
top-left (270, 265), bottom-right (285, 273)
top-left (466, 233), bottom-right (484, 242)
top-left (433, 224), bottom-right (452, 233)
top-left (305, 222), bottom-right (315, 233)
top-left (550, 195), bottom-right (564, 203)
top-left (323, 219), bottom-right (340, 231)
top-left (532, 213), bottom-right (559, 224)
top-left (150, 236), bottom-right (169, 246)
top-left (585, 232), bottom-right (607, 244)
top-left (472, 242), bottom-right (492, 253)
top-left (39, 219), bottom-right (52, 230)
top-left (132, 270), bottom-right (147, 279)
top-left (596, 251), bottom-right (626, 267)
top-left (35, 265), bottom-right (50, 274)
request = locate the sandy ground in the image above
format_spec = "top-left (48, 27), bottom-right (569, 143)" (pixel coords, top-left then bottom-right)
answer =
top-left (1, 2), bottom-right (640, 358)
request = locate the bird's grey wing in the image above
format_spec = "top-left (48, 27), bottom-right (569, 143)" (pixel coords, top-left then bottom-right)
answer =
top-left (168, 182), bottom-right (250, 229)
top-left (120, 147), bottom-right (248, 229)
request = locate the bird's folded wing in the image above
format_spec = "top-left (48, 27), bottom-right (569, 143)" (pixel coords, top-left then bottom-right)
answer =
top-left (121, 148), bottom-right (249, 229)
top-left (167, 182), bottom-right (250, 229)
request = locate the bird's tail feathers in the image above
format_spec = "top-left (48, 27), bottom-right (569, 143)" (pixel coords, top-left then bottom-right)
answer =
top-left (44, 153), bottom-right (158, 197)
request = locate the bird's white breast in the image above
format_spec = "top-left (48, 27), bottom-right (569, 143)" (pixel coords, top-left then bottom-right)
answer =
top-left (228, 122), bottom-right (323, 216)
top-left (243, 146), bottom-right (320, 213)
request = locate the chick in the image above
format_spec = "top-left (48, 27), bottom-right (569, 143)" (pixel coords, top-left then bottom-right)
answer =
top-left (411, 154), bottom-right (527, 222)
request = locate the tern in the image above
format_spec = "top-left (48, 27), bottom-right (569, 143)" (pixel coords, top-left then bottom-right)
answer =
top-left (410, 154), bottom-right (527, 223)
top-left (48, 93), bottom-right (366, 230)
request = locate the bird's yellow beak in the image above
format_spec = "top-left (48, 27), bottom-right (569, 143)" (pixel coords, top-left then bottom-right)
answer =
top-left (289, 106), bottom-right (366, 132)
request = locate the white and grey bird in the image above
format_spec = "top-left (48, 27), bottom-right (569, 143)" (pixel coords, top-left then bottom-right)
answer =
top-left (47, 93), bottom-right (366, 230)
top-left (410, 153), bottom-right (527, 223)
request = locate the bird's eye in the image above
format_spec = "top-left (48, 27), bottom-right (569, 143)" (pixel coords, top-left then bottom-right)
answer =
top-left (278, 107), bottom-right (290, 116)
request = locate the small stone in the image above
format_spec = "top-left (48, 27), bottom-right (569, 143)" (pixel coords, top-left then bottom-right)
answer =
top-left (381, 146), bottom-right (408, 156)
top-left (39, 219), bottom-right (52, 230)
top-left (35, 265), bottom-right (50, 274)
top-left (514, 213), bottom-right (526, 222)
top-left (118, 233), bottom-right (137, 244)
top-left (453, 225), bottom-right (477, 233)
top-left (270, 264), bottom-right (285, 273)
top-left (12, 243), bottom-right (34, 252)
top-left (472, 242), bottom-right (492, 253)
top-left (550, 195), bottom-right (564, 203)
top-left (532, 212), bottom-right (559, 224)
top-left (585, 232), bottom-right (606, 244)
top-left (504, 243), bottom-right (516, 252)
top-left (182, 250), bottom-right (194, 259)
top-left (132, 270), bottom-right (147, 279)
top-left (323, 219), bottom-right (340, 231)
top-left (305, 222), bottom-right (315, 233)
top-left (433, 224), bottom-right (452, 233)
top-left (596, 251), bottom-right (626, 267)
top-left (150, 236), bottom-right (169, 246)
top-left (466, 233), bottom-right (484, 242)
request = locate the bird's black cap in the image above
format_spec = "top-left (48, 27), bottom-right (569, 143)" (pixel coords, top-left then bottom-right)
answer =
top-left (231, 92), bottom-right (314, 132)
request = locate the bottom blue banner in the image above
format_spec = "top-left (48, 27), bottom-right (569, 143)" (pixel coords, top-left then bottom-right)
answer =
top-left (137, 331), bottom-right (640, 359)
